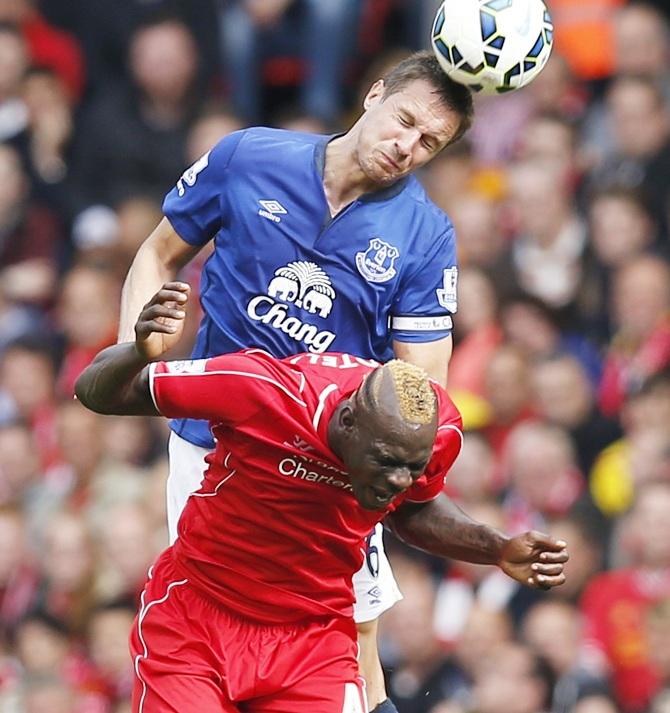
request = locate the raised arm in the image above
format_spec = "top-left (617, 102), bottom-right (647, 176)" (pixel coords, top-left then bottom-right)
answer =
top-left (388, 493), bottom-right (568, 590)
top-left (77, 282), bottom-right (191, 415)
top-left (117, 218), bottom-right (201, 342)
top-left (393, 335), bottom-right (452, 388)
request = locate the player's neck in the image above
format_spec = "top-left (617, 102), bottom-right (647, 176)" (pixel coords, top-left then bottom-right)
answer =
top-left (323, 135), bottom-right (379, 216)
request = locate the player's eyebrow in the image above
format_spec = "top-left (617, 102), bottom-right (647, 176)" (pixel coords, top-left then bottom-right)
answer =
top-left (371, 442), bottom-right (421, 465)
top-left (399, 109), bottom-right (440, 148)
top-left (373, 450), bottom-right (401, 465)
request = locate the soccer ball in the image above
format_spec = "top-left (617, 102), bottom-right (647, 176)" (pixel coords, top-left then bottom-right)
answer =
top-left (431, 0), bottom-right (554, 95)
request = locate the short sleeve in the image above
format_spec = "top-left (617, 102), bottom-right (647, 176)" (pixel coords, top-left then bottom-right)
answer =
top-left (390, 225), bottom-right (458, 343)
top-left (162, 130), bottom-right (245, 246)
top-left (149, 351), bottom-right (305, 424)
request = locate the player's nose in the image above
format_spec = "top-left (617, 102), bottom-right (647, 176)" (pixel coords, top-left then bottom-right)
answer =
top-left (386, 467), bottom-right (412, 493)
top-left (395, 130), bottom-right (418, 157)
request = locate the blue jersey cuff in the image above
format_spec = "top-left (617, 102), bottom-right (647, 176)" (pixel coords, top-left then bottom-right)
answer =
top-left (390, 314), bottom-right (453, 342)
top-left (391, 330), bottom-right (452, 343)
top-left (164, 208), bottom-right (211, 248)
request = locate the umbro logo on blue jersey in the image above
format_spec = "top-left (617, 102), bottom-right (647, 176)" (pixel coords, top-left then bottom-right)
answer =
top-left (258, 199), bottom-right (287, 223)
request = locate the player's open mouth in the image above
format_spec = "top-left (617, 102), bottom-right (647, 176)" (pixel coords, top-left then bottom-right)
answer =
top-left (370, 486), bottom-right (393, 506)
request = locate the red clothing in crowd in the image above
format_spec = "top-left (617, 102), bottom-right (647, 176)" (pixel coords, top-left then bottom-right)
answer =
top-left (598, 317), bottom-right (670, 417)
top-left (21, 9), bottom-right (85, 101)
top-left (448, 323), bottom-right (504, 397)
top-left (0, 203), bottom-right (61, 270)
top-left (57, 330), bottom-right (116, 397)
top-left (581, 568), bottom-right (670, 712)
top-left (0, 563), bottom-right (38, 629)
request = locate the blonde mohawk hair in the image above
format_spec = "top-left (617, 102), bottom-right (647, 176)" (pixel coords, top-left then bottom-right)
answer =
top-left (372, 359), bottom-right (437, 424)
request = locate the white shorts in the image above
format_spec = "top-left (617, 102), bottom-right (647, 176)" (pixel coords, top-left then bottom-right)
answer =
top-left (167, 432), bottom-right (402, 623)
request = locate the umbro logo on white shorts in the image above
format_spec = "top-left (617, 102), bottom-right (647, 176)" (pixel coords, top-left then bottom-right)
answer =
top-left (258, 199), bottom-right (287, 223)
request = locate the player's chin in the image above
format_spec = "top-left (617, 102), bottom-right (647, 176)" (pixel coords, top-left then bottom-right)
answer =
top-left (359, 500), bottom-right (388, 512)
top-left (364, 161), bottom-right (399, 186)
top-left (377, 167), bottom-right (403, 184)
top-left (356, 487), bottom-right (393, 511)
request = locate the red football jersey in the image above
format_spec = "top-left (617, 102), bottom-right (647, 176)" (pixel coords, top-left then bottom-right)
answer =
top-left (149, 350), bottom-right (463, 623)
top-left (581, 568), bottom-right (670, 711)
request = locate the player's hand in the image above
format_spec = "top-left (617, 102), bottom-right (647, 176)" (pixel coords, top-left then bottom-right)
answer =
top-left (134, 282), bottom-right (190, 361)
top-left (498, 531), bottom-right (568, 590)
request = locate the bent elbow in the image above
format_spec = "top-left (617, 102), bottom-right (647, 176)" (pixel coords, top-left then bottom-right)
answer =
top-left (74, 370), bottom-right (104, 414)
top-left (73, 372), bottom-right (92, 409)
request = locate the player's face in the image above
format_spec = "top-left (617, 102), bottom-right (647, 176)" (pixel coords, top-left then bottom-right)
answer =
top-left (356, 78), bottom-right (461, 185)
top-left (344, 413), bottom-right (435, 511)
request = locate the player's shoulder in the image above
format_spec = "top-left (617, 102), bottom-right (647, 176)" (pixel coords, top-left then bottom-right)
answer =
top-left (283, 352), bottom-right (379, 386)
top-left (235, 347), bottom-right (296, 374)
top-left (394, 175), bottom-right (456, 240)
top-left (233, 126), bottom-right (327, 155)
top-left (198, 348), bottom-right (292, 382)
top-left (205, 349), bottom-right (311, 401)
top-left (213, 127), bottom-right (327, 176)
top-left (207, 125), bottom-right (323, 154)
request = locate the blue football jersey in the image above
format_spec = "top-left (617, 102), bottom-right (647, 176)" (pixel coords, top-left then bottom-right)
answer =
top-left (163, 128), bottom-right (459, 447)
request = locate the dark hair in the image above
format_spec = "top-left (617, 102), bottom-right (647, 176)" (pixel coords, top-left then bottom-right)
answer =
top-left (588, 183), bottom-right (654, 217)
top-left (15, 609), bottom-right (71, 640)
top-left (608, 73), bottom-right (666, 109)
top-left (529, 651), bottom-right (557, 709)
top-left (90, 595), bottom-right (137, 616)
top-left (381, 50), bottom-right (474, 146)
top-left (24, 64), bottom-right (59, 81)
top-left (500, 290), bottom-right (562, 329)
top-left (2, 335), bottom-right (58, 368)
top-left (528, 111), bottom-right (578, 146)
top-left (131, 10), bottom-right (189, 38)
top-left (0, 21), bottom-right (25, 42)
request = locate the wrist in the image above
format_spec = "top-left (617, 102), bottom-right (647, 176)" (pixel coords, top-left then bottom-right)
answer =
top-left (132, 341), bottom-right (151, 362)
top-left (489, 528), bottom-right (511, 566)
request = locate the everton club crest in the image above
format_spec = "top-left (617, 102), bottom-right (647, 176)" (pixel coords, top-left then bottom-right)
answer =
top-left (355, 238), bottom-right (400, 283)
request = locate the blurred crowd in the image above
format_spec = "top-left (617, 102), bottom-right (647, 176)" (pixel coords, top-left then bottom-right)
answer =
top-left (0, 0), bottom-right (669, 712)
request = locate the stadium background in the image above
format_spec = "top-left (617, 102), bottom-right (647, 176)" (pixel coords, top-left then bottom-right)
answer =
top-left (1, 1), bottom-right (670, 711)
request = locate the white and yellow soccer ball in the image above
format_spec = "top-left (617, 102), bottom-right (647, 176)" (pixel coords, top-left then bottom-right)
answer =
top-left (431, 0), bottom-right (554, 95)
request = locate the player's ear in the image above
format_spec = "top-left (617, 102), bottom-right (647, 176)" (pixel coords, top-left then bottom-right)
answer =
top-left (363, 79), bottom-right (385, 110)
top-left (338, 402), bottom-right (356, 433)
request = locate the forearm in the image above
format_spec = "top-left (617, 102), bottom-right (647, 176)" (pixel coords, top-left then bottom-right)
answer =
top-left (118, 243), bottom-right (178, 342)
top-left (393, 335), bottom-right (452, 388)
top-left (387, 494), bottom-right (508, 565)
top-left (75, 343), bottom-right (155, 416)
top-left (118, 218), bottom-right (200, 342)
